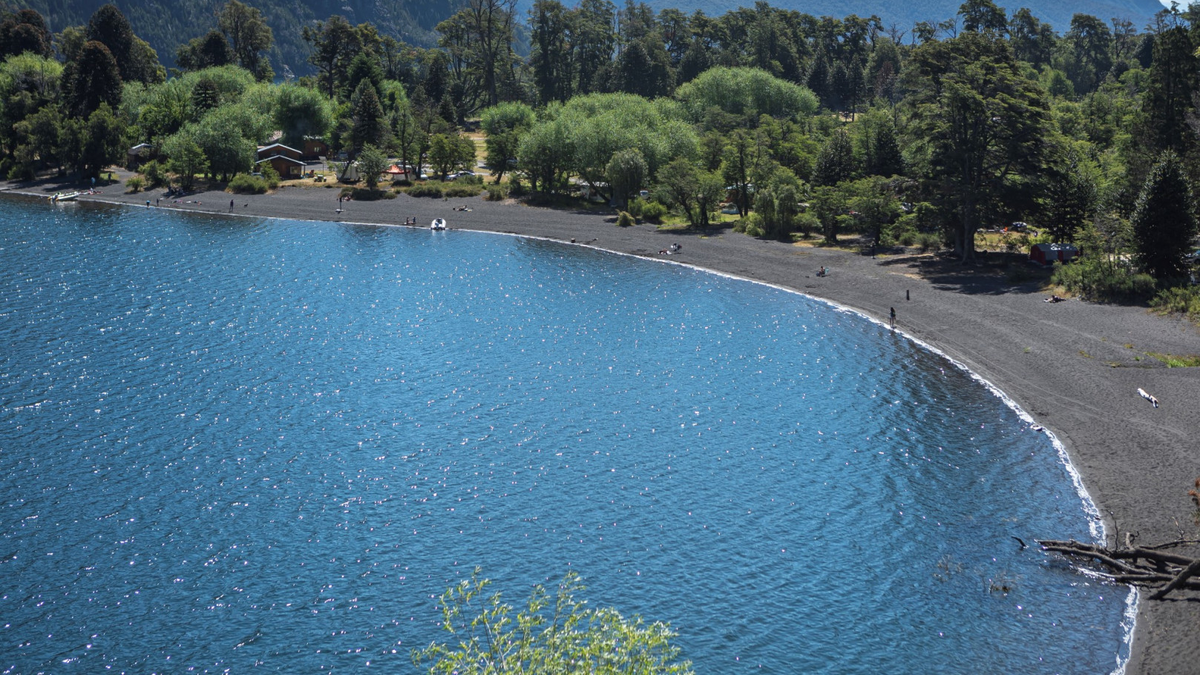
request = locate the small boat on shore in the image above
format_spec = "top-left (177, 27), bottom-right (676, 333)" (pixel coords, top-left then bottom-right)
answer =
top-left (431, 218), bottom-right (447, 230)
top-left (51, 191), bottom-right (81, 202)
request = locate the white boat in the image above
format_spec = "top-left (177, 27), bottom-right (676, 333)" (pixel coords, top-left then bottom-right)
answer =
top-left (51, 191), bottom-right (81, 202)
top-left (431, 218), bottom-right (447, 230)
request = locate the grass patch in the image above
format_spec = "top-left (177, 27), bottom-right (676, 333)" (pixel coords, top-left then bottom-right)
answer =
top-left (340, 187), bottom-right (395, 200)
top-left (1145, 352), bottom-right (1200, 367)
top-left (1151, 286), bottom-right (1200, 323)
top-left (405, 183), bottom-right (444, 198)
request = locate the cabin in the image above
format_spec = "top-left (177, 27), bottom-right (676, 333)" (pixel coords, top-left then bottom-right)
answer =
top-left (256, 143), bottom-right (302, 162)
top-left (255, 154), bottom-right (305, 178)
top-left (126, 143), bottom-right (157, 168)
top-left (301, 137), bottom-right (329, 161)
top-left (1029, 243), bottom-right (1080, 266)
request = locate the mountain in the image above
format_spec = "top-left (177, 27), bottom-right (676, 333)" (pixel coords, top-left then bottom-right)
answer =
top-left (6, 0), bottom-right (467, 74)
top-left (511, 0), bottom-right (1167, 34)
top-left (6, 0), bottom-right (1169, 78)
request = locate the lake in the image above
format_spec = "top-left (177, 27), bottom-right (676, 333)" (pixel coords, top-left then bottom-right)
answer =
top-left (0, 198), bottom-right (1129, 672)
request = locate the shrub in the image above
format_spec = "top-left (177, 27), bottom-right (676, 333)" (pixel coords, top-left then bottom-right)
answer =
top-left (742, 214), bottom-right (766, 238)
top-left (406, 183), bottom-right (445, 198)
top-left (444, 184), bottom-right (483, 198)
top-left (141, 160), bottom-right (167, 187)
top-left (1052, 255), bottom-right (1156, 302)
top-left (616, 211), bottom-right (635, 227)
top-left (1150, 286), bottom-right (1200, 320)
top-left (126, 175), bottom-right (145, 193)
top-left (508, 177), bottom-right (526, 197)
top-left (626, 197), bottom-right (645, 218)
top-left (915, 232), bottom-right (942, 252)
top-left (340, 187), bottom-right (395, 201)
top-left (641, 201), bottom-right (668, 222)
top-left (485, 184), bottom-right (506, 201)
top-left (260, 162), bottom-right (281, 189)
top-left (228, 173), bottom-right (269, 194)
top-left (796, 212), bottom-right (820, 237)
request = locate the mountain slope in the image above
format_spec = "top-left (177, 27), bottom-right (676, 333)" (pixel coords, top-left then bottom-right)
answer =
top-left (7, 0), bottom-right (467, 74)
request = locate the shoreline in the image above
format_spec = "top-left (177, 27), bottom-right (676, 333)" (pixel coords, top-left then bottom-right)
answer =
top-left (5, 180), bottom-right (1199, 673)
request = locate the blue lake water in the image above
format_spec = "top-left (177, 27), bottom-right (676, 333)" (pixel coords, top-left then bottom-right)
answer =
top-left (0, 199), bottom-right (1128, 672)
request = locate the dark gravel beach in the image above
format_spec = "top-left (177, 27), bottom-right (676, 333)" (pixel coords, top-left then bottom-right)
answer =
top-left (5, 179), bottom-right (1199, 673)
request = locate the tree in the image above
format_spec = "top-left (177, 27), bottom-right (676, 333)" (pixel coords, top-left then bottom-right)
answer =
top-left (86, 5), bottom-right (134, 80)
top-left (607, 148), bottom-right (648, 209)
top-left (356, 144), bottom-right (388, 189)
top-left (958, 0), bottom-right (1007, 35)
top-left (1132, 150), bottom-right (1198, 282)
top-left (303, 16), bottom-right (362, 100)
top-left (176, 30), bottom-right (234, 71)
top-left (163, 132), bottom-right (207, 191)
top-left (0, 9), bottom-right (53, 58)
top-left (657, 158), bottom-right (723, 227)
top-left (350, 81), bottom-right (388, 154)
top-left (191, 77), bottom-right (220, 115)
top-left (864, 118), bottom-right (904, 177)
top-left (413, 569), bottom-right (692, 674)
top-left (1041, 151), bottom-right (1096, 242)
top-left (64, 40), bottom-right (122, 118)
top-left (572, 0), bottom-right (617, 95)
top-left (219, 0), bottom-right (273, 81)
top-left (754, 167), bottom-right (804, 238)
top-left (194, 117), bottom-right (255, 181)
top-left (674, 67), bottom-right (819, 122)
top-left (275, 84), bottom-right (334, 149)
top-left (79, 103), bottom-right (124, 179)
top-left (904, 32), bottom-right (1051, 261)
top-left (481, 101), bottom-right (535, 183)
top-left (1139, 26), bottom-right (1195, 157)
top-left (529, 0), bottom-right (574, 104)
top-left (1063, 14), bottom-right (1112, 95)
top-left (428, 132), bottom-right (475, 179)
top-left (437, 0), bottom-right (519, 112)
top-left (812, 129), bottom-right (855, 186)
top-left (344, 52), bottom-right (384, 102)
top-left (721, 129), bottom-right (762, 217)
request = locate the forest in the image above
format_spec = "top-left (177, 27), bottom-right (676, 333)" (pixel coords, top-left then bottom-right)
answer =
top-left (1, 0), bottom-right (1199, 317)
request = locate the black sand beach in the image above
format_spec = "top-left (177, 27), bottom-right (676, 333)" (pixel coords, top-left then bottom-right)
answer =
top-left (5, 179), bottom-right (1199, 673)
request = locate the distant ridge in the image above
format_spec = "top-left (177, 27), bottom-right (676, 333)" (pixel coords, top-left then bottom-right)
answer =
top-left (5, 0), bottom-right (467, 74)
top-left (512, 0), bottom-right (1166, 33)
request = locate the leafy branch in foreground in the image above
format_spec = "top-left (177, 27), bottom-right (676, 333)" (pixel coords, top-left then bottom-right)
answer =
top-left (412, 568), bottom-right (692, 674)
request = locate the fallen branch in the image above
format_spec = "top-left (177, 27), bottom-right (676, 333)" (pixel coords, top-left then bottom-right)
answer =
top-left (1038, 539), bottom-right (1200, 600)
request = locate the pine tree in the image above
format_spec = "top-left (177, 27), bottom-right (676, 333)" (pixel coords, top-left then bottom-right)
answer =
top-left (350, 81), bottom-right (387, 154)
top-left (813, 129), bottom-right (855, 186)
top-left (1132, 150), bottom-right (1198, 282)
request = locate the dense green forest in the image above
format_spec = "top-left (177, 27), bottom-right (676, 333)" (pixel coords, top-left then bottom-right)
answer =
top-left (1, 0), bottom-right (467, 72)
top-left (2, 0), bottom-right (1199, 318)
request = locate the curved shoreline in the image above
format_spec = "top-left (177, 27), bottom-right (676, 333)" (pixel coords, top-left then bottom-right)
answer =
top-left (5, 183), bottom-right (1198, 673)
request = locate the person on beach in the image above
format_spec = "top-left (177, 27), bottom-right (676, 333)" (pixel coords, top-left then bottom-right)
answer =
top-left (890, 307), bottom-right (896, 329)
top-left (817, 266), bottom-right (826, 277)
top-left (229, 199), bottom-right (234, 211)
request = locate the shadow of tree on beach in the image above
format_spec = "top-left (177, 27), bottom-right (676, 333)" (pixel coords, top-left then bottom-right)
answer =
top-left (876, 252), bottom-right (1054, 296)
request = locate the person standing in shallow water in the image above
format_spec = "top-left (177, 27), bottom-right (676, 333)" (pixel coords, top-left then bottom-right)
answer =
top-left (890, 307), bottom-right (896, 330)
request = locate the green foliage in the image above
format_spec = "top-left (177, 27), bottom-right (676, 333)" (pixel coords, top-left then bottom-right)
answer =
top-left (0, 9), bottom-right (52, 59)
top-left (607, 148), bottom-right (648, 210)
top-left (79, 102), bottom-right (125, 178)
top-left (428, 133), bottom-right (475, 179)
top-left (812, 129), bottom-right (855, 186)
top-left (656, 157), bottom-right (723, 227)
top-left (1051, 254), bottom-right (1156, 302)
top-left (753, 167), bottom-right (805, 238)
top-left (485, 183), bottom-right (506, 201)
top-left (141, 159), bottom-right (167, 187)
top-left (340, 186), bottom-right (396, 200)
top-left (641, 200), bottom-right (668, 222)
top-left (65, 40), bottom-right (123, 117)
top-left (413, 569), bottom-right (692, 675)
top-left (227, 172), bottom-right (268, 193)
top-left (125, 175), bottom-right (144, 192)
top-left (350, 80), bottom-right (388, 152)
top-left (675, 66), bottom-right (819, 122)
top-left (616, 210), bottom-right (635, 227)
top-left (259, 160), bottom-right (280, 188)
top-left (218, 0), bottom-right (274, 81)
top-left (481, 101), bottom-right (535, 182)
top-left (273, 84), bottom-right (333, 148)
top-left (406, 182), bottom-right (445, 198)
top-left (356, 143), bottom-right (388, 189)
top-left (161, 132), bottom-right (207, 191)
top-left (1150, 287), bottom-right (1200, 322)
top-left (443, 183), bottom-right (482, 198)
top-left (1132, 150), bottom-right (1198, 282)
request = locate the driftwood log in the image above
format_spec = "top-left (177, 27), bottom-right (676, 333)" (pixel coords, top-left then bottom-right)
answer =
top-left (1038, 539), bottom-right (1200, 600)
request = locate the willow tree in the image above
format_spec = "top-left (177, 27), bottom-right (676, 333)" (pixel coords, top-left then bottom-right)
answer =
top-left (904, 31), bottom-right (1050, 262)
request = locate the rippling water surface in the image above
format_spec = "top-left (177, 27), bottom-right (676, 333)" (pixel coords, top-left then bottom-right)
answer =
top-left (0, 199), bottom-right (1127, 672)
